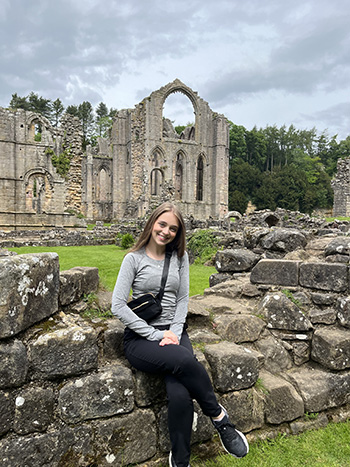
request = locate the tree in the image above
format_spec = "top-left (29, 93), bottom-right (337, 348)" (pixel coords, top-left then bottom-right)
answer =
top-left (78, 101), bottom-right (94, 148)
top-left (245, 126), bottom-right (267, 171)
top-left (228, 122), bottom-right (247, 164)
top-left (66, 105), bottom-right (79, 117)
top-left (9, 93), bottom-right (30, 111)
top-left (228, 159), bottom-right (261, 213)
top-left (51, 98), bottom-right (65, 127)
top-left (95, 102), bottom-right (112, 137)
top-left (109, 107), bottom-right (118, 118)
top-left (96, 102), bottom-right (108, 120)
top-left (27, 92), bottom-right (52, 119)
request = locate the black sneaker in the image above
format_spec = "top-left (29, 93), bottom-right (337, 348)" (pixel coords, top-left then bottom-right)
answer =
top-left (169, 451), bottom-right (191, 467)
top-left (211, 405), bottom-right (249, 458)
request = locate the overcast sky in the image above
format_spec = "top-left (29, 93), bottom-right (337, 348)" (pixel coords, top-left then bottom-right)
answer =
top-left (1, 0), bottom-right (350, 140)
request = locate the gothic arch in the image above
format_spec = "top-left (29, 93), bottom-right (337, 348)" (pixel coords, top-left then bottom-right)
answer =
top-left (161, 80), bottom-right (199, 116)
top-left (95, 164), bottom-right (111, 202)
top-left (174, 151), bottom-right (186, 200)
top-left (26, 113), bottom-right (50, 143)
top-left (196, 154), bottom-right (206, 201)
top-left (23, 168), bottom-right (54, 213)
top-left (150, 146), bottom-right (165, 165)
top-left (150, 168), bottom-right (164, 196)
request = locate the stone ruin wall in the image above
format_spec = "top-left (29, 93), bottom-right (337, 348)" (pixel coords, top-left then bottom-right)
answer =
top-left (1, 222), bottom-right (350, 465)
top-left (0, 80), bottom-right (229, 229)
top-left (0, 107), bottom-right (85, 230)
top-left (332, 157), bottom-right (350, 217)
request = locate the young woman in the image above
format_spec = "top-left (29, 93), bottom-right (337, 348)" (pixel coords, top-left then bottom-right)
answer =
top-left (112, 202), bottom-right (248, 467)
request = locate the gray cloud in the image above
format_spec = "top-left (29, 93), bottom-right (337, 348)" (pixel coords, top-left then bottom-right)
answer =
top-left (0, 0), bottom-right (349, 139)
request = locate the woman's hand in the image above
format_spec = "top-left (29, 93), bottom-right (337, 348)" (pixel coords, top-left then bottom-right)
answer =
top-left (159, 330), bottom-right (179, 346)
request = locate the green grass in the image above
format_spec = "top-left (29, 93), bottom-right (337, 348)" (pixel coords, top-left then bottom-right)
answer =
top-left (8, 245), bottom-right (216, 296)
top-left (325, 216), bottom-right (350, 222)
top-left (192, 420), bottom-right (350, 466)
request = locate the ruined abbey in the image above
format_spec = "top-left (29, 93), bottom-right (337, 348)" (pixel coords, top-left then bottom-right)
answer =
top-left (0, 80), bottom-right (229, 230)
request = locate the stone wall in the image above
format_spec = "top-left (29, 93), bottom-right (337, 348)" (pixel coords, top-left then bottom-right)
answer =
top-left (1, 233), bottom-right (350, 466)
top-left (332, 157), bottom-right (350, 217)
top-left (0, 108), bottom-right (85, 231)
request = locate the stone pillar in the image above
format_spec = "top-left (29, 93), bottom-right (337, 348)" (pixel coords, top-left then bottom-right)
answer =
top-left (85, 151), bottom-right (94, 220)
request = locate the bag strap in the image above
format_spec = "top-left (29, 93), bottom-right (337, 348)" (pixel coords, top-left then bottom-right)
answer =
top-left (157, 250), bottom-right (172, 302)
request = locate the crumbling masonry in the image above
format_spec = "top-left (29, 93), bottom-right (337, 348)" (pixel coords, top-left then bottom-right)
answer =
top-left (0, 80), bottom-right (229, 229)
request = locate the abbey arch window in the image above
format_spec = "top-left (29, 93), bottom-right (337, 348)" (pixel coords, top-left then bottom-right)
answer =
top-left (27, 118), bottom-right (43, 142)
top-left (25, 171), bottom-right (53, 213)
top-left (97, 168), bottom-right (108, 201)
top-left (196, 156), bottom-right (204, 201)
top-left (175, 153), bottom-right (183, 200)
top-left (150, 150), bottom-right (163, 195)
top-left (151, 168), bottom-right (163, 195)
top-left (162, 91), bottom-right (196, 140)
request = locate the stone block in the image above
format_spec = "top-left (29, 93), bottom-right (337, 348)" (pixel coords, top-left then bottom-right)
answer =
top-left (337, 297), bottom-right (350, 328)
top-left (0, 425), bottom-right (93, 467)
top-left (0, 253), bottom-right (59, 338)
top-left (250, 259), bottom-right (299, 286)
top-left (58, 366), bottom-right (134, 423)
top-left (255, 335), bottom-right (293, 373)
top-left (14, 387), bottom-right (54, 434)
top-left (0, 340), bottom-right (28, 389)
top-left (214, 314), bottom-right (265, 343)
top-left (259, 228), bottom-right (307, 252)
top-left (288, 367), bottom-right (350, 412)
top-left (0, 390), bottom-right (13, 436)
top-left (204, 341), bottom-right (259, 391)
top-left (103, 319), bottom-right (125, 359)
top-left (134, 370), bottom-right (166, 407)
top-left (290, 412), bottom-right (329, 435)
top-left (92, 409), bottom-right (157, 465)
top-left (325, 237), bottom-right (350, 256)
top-left (258, 292), bottom-right (313, 331)
top-left (215, 249), bottom-right (260, 273)
top-left (308, 307), bottom-right (337, 325)
top-left (221, 388), bottom-right (265, 433)
top-left (291, 341), bottom-right (310, 366)
top-left (28, 324), bottom-right (99, 379)
top-left (311, 327), bottom-right (350, 370)
top-left (260, 371), bottom-right (304, 424)
top-left (59, 266), bottom-right (99, 306)
top-left (299, 262), bottom-right (348, 292)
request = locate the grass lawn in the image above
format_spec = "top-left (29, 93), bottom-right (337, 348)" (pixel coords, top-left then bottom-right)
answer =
top-left (195, 420), bottom-right (350, 467)
top-left (8, 245), bottom-right (216, 296)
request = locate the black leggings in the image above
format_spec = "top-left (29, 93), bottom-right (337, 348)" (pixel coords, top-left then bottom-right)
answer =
top-left (124, 327), bottom-right (221, 467)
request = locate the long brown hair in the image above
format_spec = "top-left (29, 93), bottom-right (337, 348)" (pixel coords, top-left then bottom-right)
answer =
top-left (130, 202), bottom-right (186, 257)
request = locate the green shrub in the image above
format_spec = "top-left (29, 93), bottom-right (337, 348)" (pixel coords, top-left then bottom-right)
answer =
top-left (120, 233), bottom-right (135, 249)
top-left (187, 229), bottom-right (219, 264)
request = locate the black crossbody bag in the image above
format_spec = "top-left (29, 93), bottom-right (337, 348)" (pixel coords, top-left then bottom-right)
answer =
top-left (127, 250), bottom-right (172, 323)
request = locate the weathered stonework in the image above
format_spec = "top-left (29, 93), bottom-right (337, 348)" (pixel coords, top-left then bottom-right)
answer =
top-left (0, 108), bottom-right (85, 230)
top-left (1, 80), bottom-right (229, 229)
top-left (86, 79), bottom-right (229, 220)
top-left (332, 157), bottom-right (350, 217)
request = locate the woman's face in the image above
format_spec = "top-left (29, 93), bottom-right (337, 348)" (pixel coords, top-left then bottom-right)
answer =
top-left (149, 211), bottom-right (179, 249)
